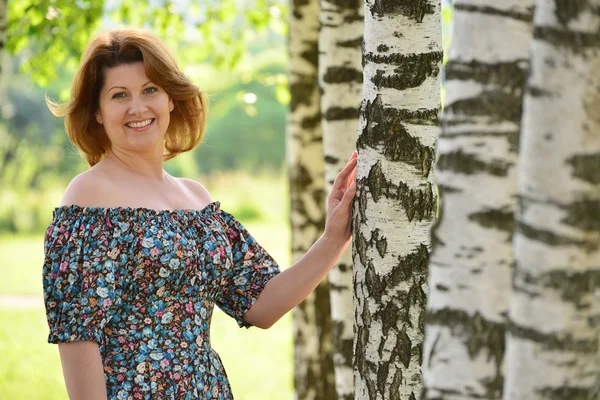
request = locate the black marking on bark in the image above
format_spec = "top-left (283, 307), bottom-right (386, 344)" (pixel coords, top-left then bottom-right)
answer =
top-left (426, 308), bottom-right (505, 397)
top-left (324, 106), bottom-right (360, 121)
top-left (355, 230), bottom-right (370, 268)
top-left (453, 3), bottom-right (533, 22)
top-left (337, 37), bottom-right (363, 48)
top-left (377, 44), bottom-right (390, 52)
top-left (358, 96), bottom-right (437, 176)
top-left (555, 0), bottom-right (588, 25)
top-left (568, 153), bottom-right (600, 184)
top-left (289, 80), bottom-right (315, 112)
top-left (561, 199), bottom-right (600, 231)
top-left (367, 161), bottom-right (387, 202)
top-left (292, 0), bottom-right (310, 18)
top-left (371, 229), bottom-right (388, 257)
top-left (371, 0), bottom-right (436, 23)
top-left (439, 130), bottom-right (520, 154)
top-left (324, 154), bottom-right (339, 164)
top-left (436, 183), bottom-right (461, 193)
top-left (538, 387), bottom-right (595, 400)
top-left (332, 320), bottom-right (354, 367)
top-left (367, 52), bottom-right (443, 91)
top-left (327, 0), bottom-right (361, 9)
top-left (301, 112), bottom-right (322, 129)
top-left (514, 268), bottom-right (600, 308)
top-left (445, 90), bottom-right (523, 124)
top-left (396, 328), bottom-right (413, 368)
top-left (517, 221), bottom-right (589, 248)
top-left (437, 149), bottom-right (512, 176)
top-left (508, 320), bottom-right (598, 352)
top-left (337, 262), bottom-right (351, 273)
top-left (445, 60), bottom-right (528, 92)
top-left (528, 85), bottom-right (553, 97)
top-left (323, 66), bottom-right (363, 84)
top-left (398, 181), bottom-right (436, 222)
top-left (468, 207), bottom-right (515, 234)
top-left (435, 284), bottom-right (449, 291)
top-left (301, 46), bottom-right (319, 68)
top-left (533, 26), bottom-right (600, 50)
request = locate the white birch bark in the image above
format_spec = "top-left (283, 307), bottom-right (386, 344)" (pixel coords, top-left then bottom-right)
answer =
top-left (319, 1), bottom-right (363, 399)
top-left (423, 1), bottom-right (534, 398)
top-left (503, 1), bottom-right (600, 399)
top-left (353, 1), bottom-right (441, 398)
top-left (288, 0), bottom-right (336, 399)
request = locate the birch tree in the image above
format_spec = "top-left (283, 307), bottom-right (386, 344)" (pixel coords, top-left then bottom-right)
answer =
top-left (319, 1), bottom-right (363, 399)
top-left (423, 1), bottom-right (533, 398)
top-left (288, 0), bottom-right (336, 398)
top-left (503, 1), bottom-right (600, 398)
top-left (353, 1), bottom-right (442, 398)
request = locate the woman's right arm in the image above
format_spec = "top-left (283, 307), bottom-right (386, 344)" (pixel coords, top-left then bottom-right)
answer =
top-left (58, 342), bottom-right (108, 400)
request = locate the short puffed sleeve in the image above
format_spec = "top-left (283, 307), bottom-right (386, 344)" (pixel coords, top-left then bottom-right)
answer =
top-left (42, 207), bottom-right (126, 345)
top-left (216, 210), bottom-right (281, 328)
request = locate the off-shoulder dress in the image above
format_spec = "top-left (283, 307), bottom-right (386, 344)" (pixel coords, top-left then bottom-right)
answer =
top-left (42, 201), bottom-right (280, 399)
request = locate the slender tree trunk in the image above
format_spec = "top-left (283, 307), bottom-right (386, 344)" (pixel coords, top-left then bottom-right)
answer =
top-left (288, 0), bottom-right (336, 399)
top-left (352, 1), bottom-right (441, 398)
top-left (319, 1), bottom-right (363, 399)
top-left (503, 1), bottom-right (600, 399)
top-left (423, 1), bottom-right (533, 398)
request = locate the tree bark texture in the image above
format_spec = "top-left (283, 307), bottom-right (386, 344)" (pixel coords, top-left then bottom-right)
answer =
top-left (352, 1), bottom-right (441, 399)
top-left (319, 1), bottom-right (363, 399)
top-left (288, 0), bottom-right (336, 399)
top-left (423, 1), bottom-right (533, 398)
top-left (503, 1), bottom-right (600, 399)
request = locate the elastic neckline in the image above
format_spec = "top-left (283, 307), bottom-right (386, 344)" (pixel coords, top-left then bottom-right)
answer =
top-left (53, 201), bottom-right (221, 218)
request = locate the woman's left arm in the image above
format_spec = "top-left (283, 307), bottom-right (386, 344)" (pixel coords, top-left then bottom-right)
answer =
top-left (243, 152), bottom-right (357, 329)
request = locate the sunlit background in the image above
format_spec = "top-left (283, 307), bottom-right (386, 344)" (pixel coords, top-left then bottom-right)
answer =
top-left (0, 0), bottom-right (452, 398)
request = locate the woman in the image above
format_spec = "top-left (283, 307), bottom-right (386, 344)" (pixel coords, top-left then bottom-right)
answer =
top-left (43, 28), bottom-right (357, 399)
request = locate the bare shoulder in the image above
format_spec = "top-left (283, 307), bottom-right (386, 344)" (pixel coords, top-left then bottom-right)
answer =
top-left (60, 168), bottom-right (114, 208)
top-left (176, 177), bottom-right (214, 206)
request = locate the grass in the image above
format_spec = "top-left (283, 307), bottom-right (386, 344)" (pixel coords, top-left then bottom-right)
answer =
top-left (0, 171), bottom-right (296, 399)
top-left (0, 308), bottom-right (293, 400)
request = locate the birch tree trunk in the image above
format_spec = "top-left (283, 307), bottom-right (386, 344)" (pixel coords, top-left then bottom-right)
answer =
top-left (353, 1), bottom-right (441, 398)
top-left (319, 1), bottom-right (363, 399)
top-left (288, 0), bottom-right (336, 399)
top-left (423, 1), bottom-right (533, 398)
top-left (503, 1), bottom-right (600, 398)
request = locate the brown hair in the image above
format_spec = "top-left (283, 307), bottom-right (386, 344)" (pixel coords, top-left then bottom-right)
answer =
top-left (47, 28), bottom-right (208, 166)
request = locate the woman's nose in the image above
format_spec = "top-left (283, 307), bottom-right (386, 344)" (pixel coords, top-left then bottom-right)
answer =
top-left (128, 97), bottom-right (148, 115)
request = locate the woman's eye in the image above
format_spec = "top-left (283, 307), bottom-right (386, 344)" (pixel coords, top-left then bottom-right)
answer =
top-left (144, 87), bottom-right (158, 94)
top-left (112, 92), bottom-right (126, 99)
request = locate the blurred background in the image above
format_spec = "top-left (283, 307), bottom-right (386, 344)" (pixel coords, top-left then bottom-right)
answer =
top-left (0, 0), bottom-right (452, 398)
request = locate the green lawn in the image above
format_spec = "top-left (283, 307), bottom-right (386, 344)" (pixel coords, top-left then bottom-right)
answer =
top-left (0, 308), bottom-right (293, 400)
top-left (0, 218), bottom-right (294, 399)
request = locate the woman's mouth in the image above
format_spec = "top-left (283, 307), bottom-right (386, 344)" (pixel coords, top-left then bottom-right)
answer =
top-left (125, 118), bottom-right (155, 131)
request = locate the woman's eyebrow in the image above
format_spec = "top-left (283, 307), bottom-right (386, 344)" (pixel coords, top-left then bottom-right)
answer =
top-left (108, 81), bottom-right (152, 91)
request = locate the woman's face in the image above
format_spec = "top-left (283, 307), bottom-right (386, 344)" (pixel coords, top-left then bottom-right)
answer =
top-left (96, 62), bottom-right (174, 155)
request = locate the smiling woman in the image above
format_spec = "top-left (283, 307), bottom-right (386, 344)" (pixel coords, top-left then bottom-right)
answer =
top-left (46, 28), bottom-right (208, 167)
top-left (41, 27), bottom-right (357, 400)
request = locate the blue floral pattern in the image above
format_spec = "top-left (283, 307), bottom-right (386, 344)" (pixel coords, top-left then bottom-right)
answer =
top-left (42, 201), bottom-right (280, 399)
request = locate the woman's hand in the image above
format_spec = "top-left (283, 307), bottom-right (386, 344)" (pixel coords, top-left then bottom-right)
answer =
top-left (323, 151), bottom-right (358, 247)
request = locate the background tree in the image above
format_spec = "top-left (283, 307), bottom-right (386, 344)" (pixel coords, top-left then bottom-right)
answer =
top-left (503, 0), bottom-right (600, 398)
top-left (352, 0), bottom-right (441, 398)
top-left (423, 1), bottom-right (533, 398)
top-left (318, 0), bottom-right (363, 398)
top-left (287, 0), bottom-right (336, 399)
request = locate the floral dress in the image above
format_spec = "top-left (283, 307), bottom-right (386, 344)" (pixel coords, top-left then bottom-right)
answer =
top-left (42, 201), bottom-right (280, 399)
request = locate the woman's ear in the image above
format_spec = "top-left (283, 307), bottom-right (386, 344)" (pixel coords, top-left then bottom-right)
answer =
top-left (95, 111), bottom-right (103, 124)
top-left (169, 98), bottom-right (174, 112)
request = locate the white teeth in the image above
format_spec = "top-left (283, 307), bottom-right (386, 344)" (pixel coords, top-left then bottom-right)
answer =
top-left (126, 119), bottom-right (153, 128)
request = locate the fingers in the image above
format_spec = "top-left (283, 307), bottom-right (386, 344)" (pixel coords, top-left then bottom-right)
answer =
top-left (333, 152), bottom-right (358, 192)
top-left (340, 181), bottom-right (357, 208)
